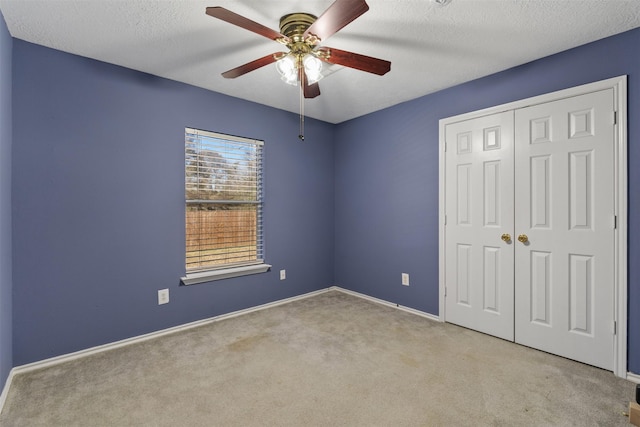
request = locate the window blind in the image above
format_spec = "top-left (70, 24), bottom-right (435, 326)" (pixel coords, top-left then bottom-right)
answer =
top-left (185, 128), bottom-right (264, 272)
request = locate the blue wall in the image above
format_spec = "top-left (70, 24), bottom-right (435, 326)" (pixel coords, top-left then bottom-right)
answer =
top-left (7, 26), bottom-right (640, 374)
top-left (334, 27), bottom-right (640, 373)
top-left (11, 40), bottom-right (335, 365)
top-left (0, 11), bottom-right (12, 387)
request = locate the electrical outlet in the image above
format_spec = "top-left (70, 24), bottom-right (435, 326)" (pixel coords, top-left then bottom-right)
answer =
top-left (158, 288), bottom-right (169, 305)
top-left (402, 273), bottom-right (410, 286)
top-left (280, 269), bottom-right (286, 280)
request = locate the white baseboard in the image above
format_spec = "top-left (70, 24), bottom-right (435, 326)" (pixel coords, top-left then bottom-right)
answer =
top-left (0, 289), bottom-right (323, 414)
top-left (0, 368), bottom-right (15, 415)
top-left (333, 287), bottom-right (640, 384)
top-left (330, 286), bottom-right (441, 322)
top-left (1, 285), bottom-right (440, 414)
top-left (8, 288), bottom-right (331, 378)
top-left (8, 285), bottom-right (630, 414)
top-left (5, 286), bottom-right (437, 378)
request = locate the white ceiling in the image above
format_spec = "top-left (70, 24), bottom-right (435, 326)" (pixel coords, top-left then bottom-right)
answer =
top-left (1, 0), bottom-right (639, 123)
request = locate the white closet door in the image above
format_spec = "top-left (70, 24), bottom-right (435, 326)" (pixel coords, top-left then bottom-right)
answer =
top-left (514, 89), bottom-right (615, 370)
top-left (444, 111), bottom-right (515, 341)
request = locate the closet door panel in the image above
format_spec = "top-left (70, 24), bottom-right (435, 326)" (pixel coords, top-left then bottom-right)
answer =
top-left (514, 89), bottom-right (615, 370)
top-left (444, 112), bottom-right (515, 341)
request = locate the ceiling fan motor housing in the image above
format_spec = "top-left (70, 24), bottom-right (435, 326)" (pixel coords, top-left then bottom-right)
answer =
top-left (279, 13), bottom-right (318, 50)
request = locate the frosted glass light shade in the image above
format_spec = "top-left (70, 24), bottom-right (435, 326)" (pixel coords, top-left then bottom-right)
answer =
top-left (276, 55), bottom-right (298, 86)
top-left (303, 55), bottom-right (323, 84)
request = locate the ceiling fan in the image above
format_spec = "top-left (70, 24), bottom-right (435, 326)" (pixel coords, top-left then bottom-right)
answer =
top-left (206, 0), bottom-right (391, 139)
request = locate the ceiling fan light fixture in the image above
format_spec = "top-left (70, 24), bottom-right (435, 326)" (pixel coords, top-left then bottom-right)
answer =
top-left (303, 55), bottom-right (324, 84)
top-left (276, 55), bottom-right (298, 85)
top-left (276, 54), bottom-right (324, 86)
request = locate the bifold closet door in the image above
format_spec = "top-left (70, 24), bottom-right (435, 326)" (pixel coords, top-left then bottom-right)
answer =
top-left (513, 89), bottom-right (615, 370)
top-left (444, 111), bottom-right (515, 341)
top-left (444, 89), bottom-right (616, 370)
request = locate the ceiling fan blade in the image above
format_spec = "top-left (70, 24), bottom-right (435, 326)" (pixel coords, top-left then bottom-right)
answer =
top-left (222, 53), bottom-right (286, 79)
top-left (303, 0), bottom-right (369, 42)
top-left (318, 47), bottom-right (391, 76)
top-left (302, 71), bottom-right (321, 99)
top-left (206, 7), bottom-right (289, 43)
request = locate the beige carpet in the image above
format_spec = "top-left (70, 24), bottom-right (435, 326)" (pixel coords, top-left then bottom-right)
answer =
top-left (0, 290), bottom-right (635, 426)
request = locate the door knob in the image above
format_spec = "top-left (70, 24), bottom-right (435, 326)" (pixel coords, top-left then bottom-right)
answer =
top-left (501, 233), bottom-right (511, 242)
top-left (517, 234), bottom-right (529, 243)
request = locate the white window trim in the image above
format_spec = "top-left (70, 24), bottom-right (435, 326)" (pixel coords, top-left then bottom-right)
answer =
top-left (184, 127), bottom-right (267, 284)
top-left (181, 263), bottom-right (272, 285)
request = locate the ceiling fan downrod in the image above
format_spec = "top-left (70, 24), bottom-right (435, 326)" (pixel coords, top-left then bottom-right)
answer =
top-left (299, 66), bottom-right (305, 141)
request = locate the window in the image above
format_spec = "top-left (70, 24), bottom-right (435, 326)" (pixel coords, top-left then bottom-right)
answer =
top-left (181, 128), bottom-right (269, 285)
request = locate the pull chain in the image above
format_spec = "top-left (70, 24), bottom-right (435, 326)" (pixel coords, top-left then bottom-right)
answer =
top-left (298, 65), bottom-right (305, 141)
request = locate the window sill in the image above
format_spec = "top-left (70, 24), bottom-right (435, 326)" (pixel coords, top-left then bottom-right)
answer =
top-left (180, 263), bottom-right (272, 286)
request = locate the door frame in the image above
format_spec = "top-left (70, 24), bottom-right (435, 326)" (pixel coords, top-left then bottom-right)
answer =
top-left (438, 76), bottom-right (628, 378)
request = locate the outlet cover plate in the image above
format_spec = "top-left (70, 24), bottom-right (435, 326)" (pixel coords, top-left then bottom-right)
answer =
top-left (158, 289), bottom-right (169, 305)
top-left (402, 273), bottom-right (410, 286)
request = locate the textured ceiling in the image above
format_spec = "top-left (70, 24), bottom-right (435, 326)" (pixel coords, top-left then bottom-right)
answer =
top-left (1, 0), bottom-right (639, 123)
